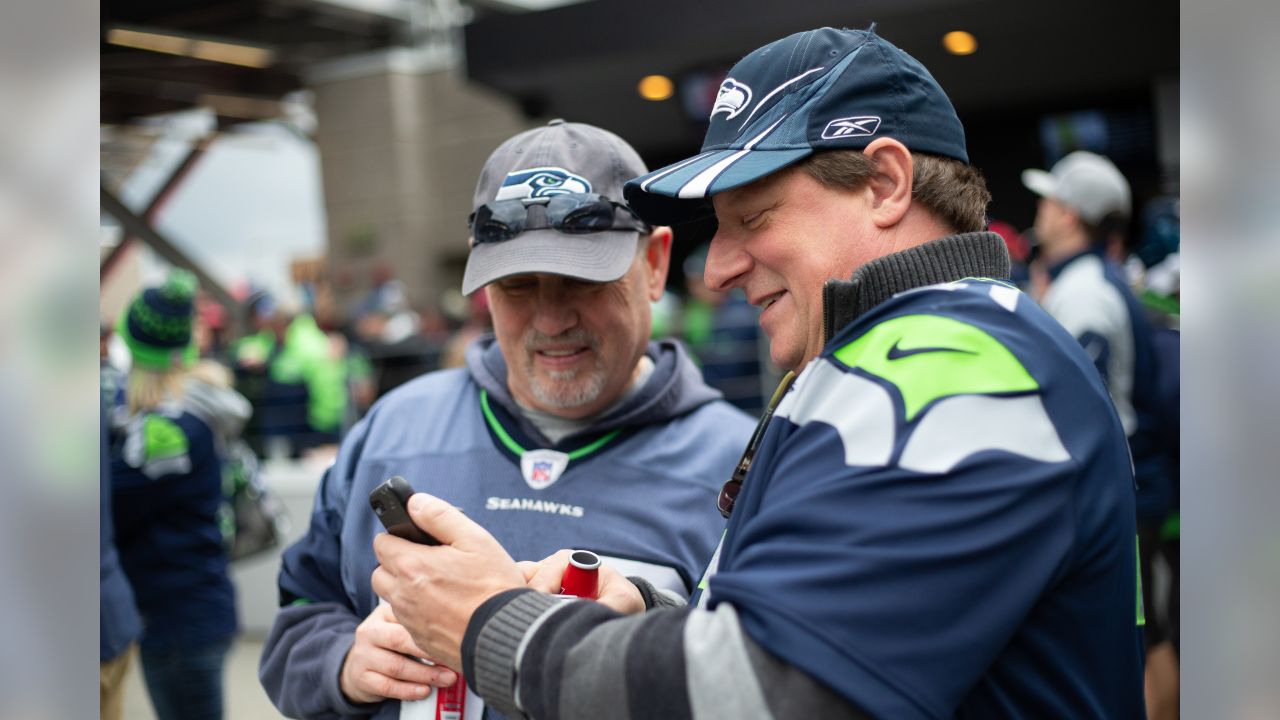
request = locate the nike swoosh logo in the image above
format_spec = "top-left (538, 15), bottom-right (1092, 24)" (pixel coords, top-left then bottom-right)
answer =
top-left (886, 340), bottom-right (977, 361)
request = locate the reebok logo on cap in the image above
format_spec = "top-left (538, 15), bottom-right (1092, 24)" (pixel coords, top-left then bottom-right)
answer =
top-left (822, 116), bottom-right (882, 139)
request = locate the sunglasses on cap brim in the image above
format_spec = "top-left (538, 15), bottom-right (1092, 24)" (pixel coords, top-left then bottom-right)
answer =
top-left (468, 193), bottom-right (650, 246)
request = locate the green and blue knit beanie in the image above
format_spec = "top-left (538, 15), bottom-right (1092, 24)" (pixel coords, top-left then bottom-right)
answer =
top-left (118, 269), bottom-right (199, 371)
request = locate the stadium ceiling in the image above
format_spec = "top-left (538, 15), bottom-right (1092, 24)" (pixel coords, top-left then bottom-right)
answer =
top-left (102, 0), bottom-right (409, 125)
top-left (463, 0), bottom-right (1178, 158)
top-left (101, 0), bottom-right (598, 126)
top-left (102, 0), bottom-right (1176, 154)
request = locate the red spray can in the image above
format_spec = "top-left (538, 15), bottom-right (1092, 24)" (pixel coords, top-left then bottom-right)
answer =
top-left (558, 550), bottom-right (601, 599)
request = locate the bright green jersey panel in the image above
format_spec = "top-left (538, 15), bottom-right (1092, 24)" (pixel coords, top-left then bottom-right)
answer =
top-left (832, 313), bottom-right (1039, 422)
top-left (143, 414), bottom-right (189, 461)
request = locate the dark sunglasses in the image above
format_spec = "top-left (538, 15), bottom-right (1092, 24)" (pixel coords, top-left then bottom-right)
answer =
top-left (718, 371), bottom-right (798, 518)
top-left (468, 193), bottom-right (650, 245)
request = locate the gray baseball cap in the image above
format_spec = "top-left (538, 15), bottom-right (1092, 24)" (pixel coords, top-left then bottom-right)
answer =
top-left (1021, 151), bottom-right (1132, 226)
top-left (462, 120), bottom-right (650, 295)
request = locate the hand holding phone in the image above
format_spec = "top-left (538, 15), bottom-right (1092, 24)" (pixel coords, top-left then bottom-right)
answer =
top-left (369, 476), bottom-right (441, 545)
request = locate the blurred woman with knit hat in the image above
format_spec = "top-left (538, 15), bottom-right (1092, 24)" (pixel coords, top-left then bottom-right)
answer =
top-left (107, 270), bottom-right (239, 720)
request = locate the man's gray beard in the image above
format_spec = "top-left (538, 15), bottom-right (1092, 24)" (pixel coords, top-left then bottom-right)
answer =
top-left (523, 330), bottom-right (608, 410)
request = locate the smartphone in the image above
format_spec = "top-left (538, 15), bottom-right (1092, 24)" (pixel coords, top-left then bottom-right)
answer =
top-left (368, 475), bottom-right (440, 545)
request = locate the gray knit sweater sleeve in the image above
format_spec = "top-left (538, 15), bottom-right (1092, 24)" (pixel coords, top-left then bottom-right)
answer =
top-left (460, 589), bottom-right (869, 720)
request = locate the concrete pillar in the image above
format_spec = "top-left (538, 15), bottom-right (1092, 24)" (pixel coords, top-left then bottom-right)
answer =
top-left (307, 47), bottom-right (530, 316)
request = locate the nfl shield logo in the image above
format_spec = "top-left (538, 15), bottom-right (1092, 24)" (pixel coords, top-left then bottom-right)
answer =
top-left (531, 461), bottom-right (552, 485)
top-left (521, 449), bottom-right (570, 490)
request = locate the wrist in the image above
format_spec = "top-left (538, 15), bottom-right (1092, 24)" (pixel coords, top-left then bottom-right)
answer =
top-left (338, 648), bottom-right (370, 704)
top-left (332, 639), bottom-right (379, 711)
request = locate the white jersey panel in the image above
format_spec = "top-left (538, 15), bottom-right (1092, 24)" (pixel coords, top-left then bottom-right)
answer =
top-left (1041, 254), bottom-right (1137, 435)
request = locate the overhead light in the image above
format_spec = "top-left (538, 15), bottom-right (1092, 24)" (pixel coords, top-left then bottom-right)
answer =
top-left (106, 27), bottom-right (275, 69)
top-left (942, 31), bottom-right (978, 56)
top-left (638, 75), bottom-right (674, 102)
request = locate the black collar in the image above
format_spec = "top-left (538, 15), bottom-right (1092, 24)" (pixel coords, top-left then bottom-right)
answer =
top-left (821, 231), bottom-right (1010, 343)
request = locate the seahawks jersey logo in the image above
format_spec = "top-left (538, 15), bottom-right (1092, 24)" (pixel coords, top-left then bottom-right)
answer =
top-left (495, 167), bottom-right (591, 201)
top-left (775, 290), bottom-right (1071, 474)
top-left (710, 78), bottom-right (752, 120)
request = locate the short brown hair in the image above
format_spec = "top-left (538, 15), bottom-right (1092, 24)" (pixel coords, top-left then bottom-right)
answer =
top-left (799, 149), bottom-right (990, 233)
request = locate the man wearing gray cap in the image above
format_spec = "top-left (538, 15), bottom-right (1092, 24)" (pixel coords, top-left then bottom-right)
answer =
top-left (1022, 151), bottom-right (1158, 446)
top-left (259, 120), bottom-right (753, 720)
top-left (372, 28), bottom-right (1145, 719)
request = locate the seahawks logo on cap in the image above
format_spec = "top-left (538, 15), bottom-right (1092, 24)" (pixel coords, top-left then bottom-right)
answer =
top-left (821, 116), bottom-right (882, 140)
top-left (710, 78), bottom-right (752, 120)
top-left (495, 167), bottom-right (592, 201)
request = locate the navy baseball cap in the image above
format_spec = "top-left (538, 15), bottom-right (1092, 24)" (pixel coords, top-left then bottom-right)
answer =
top-left (624, 27), bottom-right (969, 226)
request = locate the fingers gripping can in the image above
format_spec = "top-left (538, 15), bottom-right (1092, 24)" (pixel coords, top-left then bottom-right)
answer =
top-left (433, 681), bottom-right (465, 720)
top-left (399, 666), bottom-right (467, 720)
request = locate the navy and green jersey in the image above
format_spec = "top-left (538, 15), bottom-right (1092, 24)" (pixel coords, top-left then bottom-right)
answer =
top-left (110, 405), bottom-right (236, 652)
top-left (706, 279), bottom-right (1145, 718)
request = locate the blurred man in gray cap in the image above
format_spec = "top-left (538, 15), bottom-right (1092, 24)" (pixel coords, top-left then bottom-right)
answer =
top-left (371, 27), bottom-right (1145, 720)
top-left (259, 120), bottom-right (753, 720)
top-left (1021, 151), bottom-right (1151, 437)
top-left (1024, 150), bottom-right (1176, 719)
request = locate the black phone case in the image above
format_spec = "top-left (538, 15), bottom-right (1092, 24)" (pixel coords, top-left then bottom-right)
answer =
top-left (368, 475), bottom-right (440, 545)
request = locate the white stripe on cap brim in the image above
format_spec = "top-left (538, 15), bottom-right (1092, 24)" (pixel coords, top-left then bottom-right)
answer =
top-left (677, 114), bottom-right (789, 198)
top-left (635, 146), bottom-right (811, 207)
top-left (638, 150), bottom-right (719, 192)
top-left (702, 147), bottom-right (812, 195)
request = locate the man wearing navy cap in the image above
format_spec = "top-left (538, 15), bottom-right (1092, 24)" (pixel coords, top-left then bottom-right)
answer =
top-left (372, 28), bottom-right (1146, 719)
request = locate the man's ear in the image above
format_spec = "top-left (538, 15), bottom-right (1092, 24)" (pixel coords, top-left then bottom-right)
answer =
top-left (863, 138), bottom-right (913, 229)
top-left (643, 226), bottom-right (673, 301)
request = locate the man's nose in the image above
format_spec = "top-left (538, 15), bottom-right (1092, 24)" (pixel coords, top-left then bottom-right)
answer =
top-left (530, 284), bottom-right (579, 336)
top-left (703, 232), bottom-right (750, 293)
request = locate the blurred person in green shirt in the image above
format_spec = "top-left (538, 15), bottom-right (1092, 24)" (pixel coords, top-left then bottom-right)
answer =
top-left (231, 289), bottom-right (348, 456)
